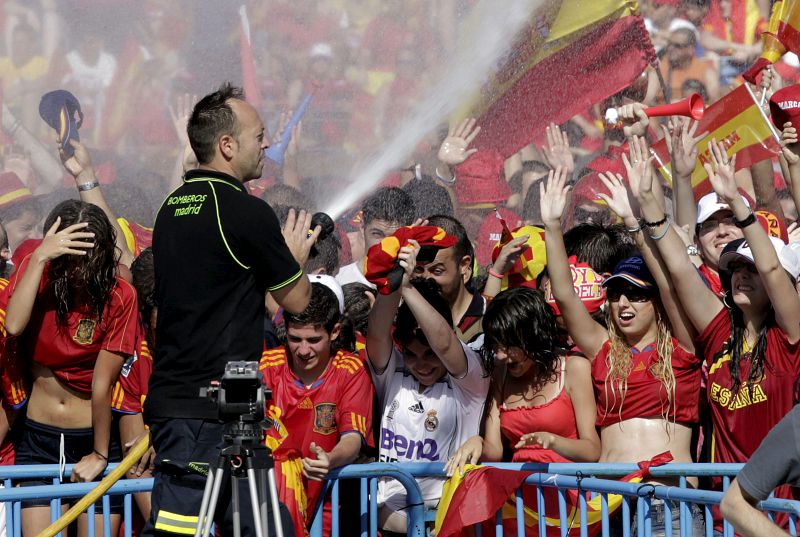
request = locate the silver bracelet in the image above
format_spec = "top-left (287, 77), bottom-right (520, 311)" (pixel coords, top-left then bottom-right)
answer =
top-left (77, 181), bottom-right (99, 192)
top-left (626, 221), bottom-right (642, 233)
top-left (434, 167), bottom-right (456, 186)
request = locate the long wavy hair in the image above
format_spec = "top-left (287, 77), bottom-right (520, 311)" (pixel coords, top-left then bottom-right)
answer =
top-left (722, 299), bottom-right (772, 396)
top-left (602, 298), bottom-right (677, 425)
top-left (481, 287), bottom-right (568, 390)
top-left (43, 200), bottom-right (119, 327)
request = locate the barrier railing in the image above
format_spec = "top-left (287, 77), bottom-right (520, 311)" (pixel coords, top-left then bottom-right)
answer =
top-left (0, 462), bottom-right (797, 537)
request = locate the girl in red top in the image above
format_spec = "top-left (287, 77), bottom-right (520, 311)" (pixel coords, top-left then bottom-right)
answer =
top-left (634, 138), bottom-right (800, 533)
top-left (543, 144), bottom-right (705, 534)
top-left (2, 200), bottom-right (137, 536)
top-left (446, 287), bottom-right (600, 536)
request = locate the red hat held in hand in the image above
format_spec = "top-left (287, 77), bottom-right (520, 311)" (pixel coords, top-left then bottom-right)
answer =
top-left (769, 84), bottom-right (800, 130)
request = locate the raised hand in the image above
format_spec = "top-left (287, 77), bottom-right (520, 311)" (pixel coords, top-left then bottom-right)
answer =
top-left (597, 172), bottom-right (635, 221)
top-left (168, 93), bottom-right (196, 146)
top-left (704, 139), bottom-right (738, 203)
top-left (780, 121), bottom-right (800, 166)
top-left (35, 218), bottom-right (95, 263)
top-left (282, 208), bottom-right (320, 266)
top-left (539, 166), bottom-right (571, 226)
top-left (60, 140), bottom-right (94, 179)
top-left (398, 240), bottom-right (420, 289)
top-left (664, 117), bottom-right (706, 177)
top-left (491, 235), bottom-right (530, 276)
top-left (624, 135), bottom-right (655, 200)
top-left (617, 103), bottom-right (649, 138)
top-left (542, 123), bottom-right (574, 173)
top-left (438, 118), bottom-right (481, 166)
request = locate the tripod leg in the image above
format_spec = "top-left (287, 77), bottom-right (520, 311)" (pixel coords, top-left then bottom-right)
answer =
top-left (194, 456), bottom-right (224, 537)
top-left (246, 468), bottom-right (266, 537)
top-left (267, 468), bottom-right (285, 537)
top-left (232, 475), bottom-right (241, 537)
top-left (201, 465), bottom-right (227, 537)
top-left (255, 469), bottom-right (269, 536)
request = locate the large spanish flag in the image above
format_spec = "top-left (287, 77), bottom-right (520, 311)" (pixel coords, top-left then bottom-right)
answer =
top-left (650, 84), bottom-right (780, 198)
top-left (467, 0), bottom-right (655, 158)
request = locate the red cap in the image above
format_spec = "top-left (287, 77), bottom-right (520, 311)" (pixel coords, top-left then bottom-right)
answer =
top-left (769, 84), bottom-right (800, 130)
top-left (0, 172), bottom-right (33, 210)
top-left (454, 149), bottom-right (510, 206)
top-left (586, 144), bottom-right (628, 175)
top-left (475, 207), bottom-right (521, 266)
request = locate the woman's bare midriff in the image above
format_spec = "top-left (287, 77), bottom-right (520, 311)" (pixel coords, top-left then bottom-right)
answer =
top-left (600, 417), bottom-right (696, 487)
top-left (27, 363), bottom-right (92, 429)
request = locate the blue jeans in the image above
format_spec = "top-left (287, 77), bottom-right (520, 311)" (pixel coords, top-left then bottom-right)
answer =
top-left (632, 499), bottom-right (706, 537)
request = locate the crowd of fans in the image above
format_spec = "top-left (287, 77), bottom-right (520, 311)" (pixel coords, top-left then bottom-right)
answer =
top-left (2, 0), bottom-right (800, 536)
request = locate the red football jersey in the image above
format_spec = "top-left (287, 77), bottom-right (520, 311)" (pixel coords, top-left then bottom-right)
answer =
top-left (112, 333), bottom-right (152, 414)
top-left (698, 308), bottom-right (800, 532)
top-left (260, 347), bottom-right (374, 537)
top-left (1, 254), bottom-right (138, 395)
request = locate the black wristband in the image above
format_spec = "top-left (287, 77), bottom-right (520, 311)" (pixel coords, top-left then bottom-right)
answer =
top-left (93, 449), bottom-right (108, 461)
top-left (642, 215), bottom-right (667, 229)
top-left (734, 211), bottom-right (757, 229)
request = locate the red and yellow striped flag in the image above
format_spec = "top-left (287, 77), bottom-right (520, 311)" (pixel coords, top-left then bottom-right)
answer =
top-left (650, 84), bottom-right (780, 198)
top-left (466, 0), bottom-right (655, 158)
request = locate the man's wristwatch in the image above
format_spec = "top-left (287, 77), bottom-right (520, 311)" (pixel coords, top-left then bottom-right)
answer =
top-left (686, 244), bottom-right (700, 257)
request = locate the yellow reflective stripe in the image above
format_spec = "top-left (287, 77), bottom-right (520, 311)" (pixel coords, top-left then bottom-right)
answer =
top-left (210, 183), bottom-right (249, 270)
top-left (158, 512), bottom-right (199, 523)
top-left (154, 522), bottom-right (196, 535)
top-left (184, 177), bottom-right (244, 192)
top-left (267, 269), bottom-right (303, 292)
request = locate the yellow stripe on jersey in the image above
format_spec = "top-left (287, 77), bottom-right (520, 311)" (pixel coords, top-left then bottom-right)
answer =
top-left (350, 412), bottom-right (368, 437)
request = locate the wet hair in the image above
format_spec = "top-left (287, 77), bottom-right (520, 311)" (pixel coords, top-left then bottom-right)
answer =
top-left (361, 187), bottom-right (415, 228)
top-left (304, 233), bottom-right (341, 275)
top-left (263, 184), bottom-right (314, 213)
top-left (563, 223), bottom-right (637, 274)
top-left (426, 215), bottom-right (474, 274)
top-left (394, 278), bottom-right (453, 348)
top-left (284, 282), bottom-right (341, 334)
top-left (188, 82), bottom-right (244, 164)
top-left (480, 288), bottom-right (567, 385)
top-left (521, 183), bottom-right (543, 225)
top-left (402, 177), bottom-right (453, 219)
top-left (339, 283), bottom-right (375, 351)
top-left (43, 200), bottom-right (119, 327)
top-left (681, 79), bottom-right (709, 102)
top-left (603, 298), bottom-right (677, 425)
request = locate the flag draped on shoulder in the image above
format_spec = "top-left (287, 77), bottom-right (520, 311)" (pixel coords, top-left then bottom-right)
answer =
top-left (650, 84), bottom-right (780, 198)
top-left (466, 0), bottom-right (656, 158)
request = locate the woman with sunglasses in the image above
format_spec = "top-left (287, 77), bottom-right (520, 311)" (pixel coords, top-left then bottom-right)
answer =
top-left (631, 138), bottom-right (800, 534)
top-left (541, 157), bottom-right (704, 535)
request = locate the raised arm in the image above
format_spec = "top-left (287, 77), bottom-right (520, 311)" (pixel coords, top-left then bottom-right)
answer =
top-left (661, 118), bottom-right (706, 234)
top-left (631, 141), bottom-right (723, 334)
top-left (61, 141), bottom-right (135, 269)
top-left (704, 140), bottom-right (800, 342)
top-left (778, 122), bottom-right (800, 217)
top-left (598, 138), bottom-right (697, 351)
top-left (436, 118), bottom-right (480, 182)
top-left (540, 167), bottom-right (608, 359)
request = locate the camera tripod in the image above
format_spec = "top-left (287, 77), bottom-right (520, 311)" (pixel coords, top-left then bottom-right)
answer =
top-left (193, 419), bottom-right (285, 537)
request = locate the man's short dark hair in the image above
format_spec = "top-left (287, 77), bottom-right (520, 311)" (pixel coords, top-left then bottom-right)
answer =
top-left (521, 184), bottom-right (543, 226)
top-left (563, 223), bottom-right (637, 274)
top-left (426, 214), bottom-right (473, 267)
top-left (304, 233), bottom-right (341, 275)
top-left (361, 187), bottom-right (415, 227)
top-left (188, 83), bottom-right (244, 165)
top-left (284, 283), bottom-right (340, 333)
top-left (402, 177), bottom-right (453, 219)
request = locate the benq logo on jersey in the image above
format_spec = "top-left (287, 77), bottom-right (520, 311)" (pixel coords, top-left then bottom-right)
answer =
top-left (120, 353), bottom-right (139, 378)
top-left (380, 429), bottom-right (439, 461)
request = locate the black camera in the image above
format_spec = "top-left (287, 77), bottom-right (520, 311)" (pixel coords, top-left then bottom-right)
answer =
top-left (201, 361), bottom-right (270, 424)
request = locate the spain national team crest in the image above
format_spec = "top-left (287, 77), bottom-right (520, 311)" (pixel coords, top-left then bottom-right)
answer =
top-left (425, 409), bottom-right (439, 432)
top-left (314, 403), bottom-right (337, 435)
top-left (73, 319), bottom-right (96, 345)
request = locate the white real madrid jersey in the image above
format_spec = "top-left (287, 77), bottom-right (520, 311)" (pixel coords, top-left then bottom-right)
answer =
top-left (371, 341), bottom-right (489, 503)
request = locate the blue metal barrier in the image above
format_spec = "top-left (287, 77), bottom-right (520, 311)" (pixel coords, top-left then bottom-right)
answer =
top-left (0, 462), bottom-right (798, 537)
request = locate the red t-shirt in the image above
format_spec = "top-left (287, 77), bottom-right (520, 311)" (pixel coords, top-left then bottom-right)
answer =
top-left (2, 254), bottom-right (138, 395)
top-left (260, 347), bottom-right (374, 536)
top-left (698, 307), bottom-right (800, 531)
top-left (112, 333), bottom-right (152, 414)
top-left (592, 339), bottom-right (701, 427)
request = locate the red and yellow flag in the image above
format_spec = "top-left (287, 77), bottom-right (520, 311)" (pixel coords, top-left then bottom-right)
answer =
top-left (465, 0), bottom-right (655, 158)
top-left (650, 84), bottom-right (780, 198)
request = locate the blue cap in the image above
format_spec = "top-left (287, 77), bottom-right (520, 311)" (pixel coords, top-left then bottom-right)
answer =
top-left (38, 90), bottom-right (83, 157)
top-left (601, 256), bottom-right (656, 290)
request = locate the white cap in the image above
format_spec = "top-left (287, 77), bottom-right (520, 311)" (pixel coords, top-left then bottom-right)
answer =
top-left (696, 193), bottom-right (751, 225)
top-left (309, 42), bottom-right (334, 59)
top-left (308, 274), bottom-right (345, 313)
top-left (719, 236), bottom-right (800, 280)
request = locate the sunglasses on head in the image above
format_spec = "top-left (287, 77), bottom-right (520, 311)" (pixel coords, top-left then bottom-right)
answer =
top-left (605, 285), bottom-right (653, 303)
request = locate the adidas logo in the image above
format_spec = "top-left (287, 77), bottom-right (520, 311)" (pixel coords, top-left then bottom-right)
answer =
top-left (299, 397), bottom-right (313, 410)
top-left (408, 401), bottom-right (424, 413)
top-left (633, 362), bottom-right (646, 372)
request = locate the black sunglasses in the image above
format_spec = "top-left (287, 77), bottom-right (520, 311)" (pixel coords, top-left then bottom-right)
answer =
top-left (605, 285), bottom-right (653, 303)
